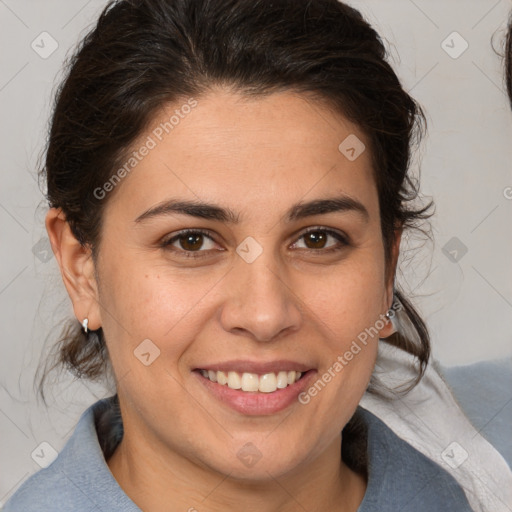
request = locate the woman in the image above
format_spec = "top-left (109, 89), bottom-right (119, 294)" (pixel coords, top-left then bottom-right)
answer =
top-left (4, 0), bottom-right (475, 510)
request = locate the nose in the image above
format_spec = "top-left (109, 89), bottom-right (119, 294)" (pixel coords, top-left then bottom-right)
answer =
top-left (219, 249), bottom-right (303, 343)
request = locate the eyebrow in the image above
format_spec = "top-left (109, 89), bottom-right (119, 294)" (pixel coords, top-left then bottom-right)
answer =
top-left (134, 195), bottom-right (369, 224)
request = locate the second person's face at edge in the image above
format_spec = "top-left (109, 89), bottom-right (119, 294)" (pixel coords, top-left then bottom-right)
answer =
top-left (93, 88), bottom-right (398, 483)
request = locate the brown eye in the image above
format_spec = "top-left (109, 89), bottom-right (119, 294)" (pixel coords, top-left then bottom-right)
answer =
top-left (303, 231), bottom-right (328, 249)
top-left (161, 229), bottom-right (218, 258)
top-left (178, 233), bottom-right (204, 251)
top-left (293, 228), bottom-right (349, 253)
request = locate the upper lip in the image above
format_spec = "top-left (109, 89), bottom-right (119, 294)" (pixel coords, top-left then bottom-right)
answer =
top-left (194, 359), bottom-right (313, 374)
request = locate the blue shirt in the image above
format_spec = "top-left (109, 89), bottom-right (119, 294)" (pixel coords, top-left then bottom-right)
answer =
top-left (439, 358), bottom-right (512, 468)
top-left (3, 396), bottom-right (473, 511)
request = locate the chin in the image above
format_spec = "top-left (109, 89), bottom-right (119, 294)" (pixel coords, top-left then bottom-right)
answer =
top-left (196, 437), bottom-right (311, 483)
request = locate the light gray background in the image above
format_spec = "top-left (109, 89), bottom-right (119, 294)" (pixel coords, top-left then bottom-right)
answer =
top-left (1, 0), bottom-right (511, 505)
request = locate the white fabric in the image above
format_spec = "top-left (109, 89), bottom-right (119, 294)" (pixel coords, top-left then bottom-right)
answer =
top-left (360, 341), bottom-right (512, 512)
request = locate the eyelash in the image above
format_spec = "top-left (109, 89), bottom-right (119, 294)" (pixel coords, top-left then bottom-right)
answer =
top-left (160, 227), bottom-right (350, 259)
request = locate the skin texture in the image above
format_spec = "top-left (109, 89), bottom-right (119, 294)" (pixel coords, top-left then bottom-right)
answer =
top-left (46, 88), bottom-right (400, 512)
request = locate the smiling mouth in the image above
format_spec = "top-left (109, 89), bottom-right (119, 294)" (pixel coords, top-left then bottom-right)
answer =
top-left (196, 369), bottom-right (306, 393)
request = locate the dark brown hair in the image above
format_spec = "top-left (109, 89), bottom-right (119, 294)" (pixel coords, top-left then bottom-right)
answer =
top-left (507, 15), bottom-right (512, 106)
top-left (37, 0), bottom-right (433, 400)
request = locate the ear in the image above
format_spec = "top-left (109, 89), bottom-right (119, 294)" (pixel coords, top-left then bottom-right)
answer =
top-left (45, 208), bottom-right (102, 331)
top-left (378, 225), bottom-right (403, 339)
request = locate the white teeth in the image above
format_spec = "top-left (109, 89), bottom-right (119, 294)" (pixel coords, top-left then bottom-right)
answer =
top-left (241, 372), bottom-right (259, 392)
top-left (259, 373), bottom-right (277, 393)
top-left (200, 369), bottom-right (305, 392)
top-left (227, 371), bottom-right (241, 389)
top-left (276, 371), bottom-right (288, 389)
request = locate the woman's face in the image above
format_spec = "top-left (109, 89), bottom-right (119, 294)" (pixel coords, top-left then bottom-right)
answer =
top-left (90, 89), bottom-right (397, 479)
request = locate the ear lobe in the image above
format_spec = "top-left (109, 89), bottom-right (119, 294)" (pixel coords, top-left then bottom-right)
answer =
top-left (379, 225), bottom-right (403, 339)
top-left (378, 311), bottom-right (397, 339)
top-left (45, 208), bottom-right (101, 331)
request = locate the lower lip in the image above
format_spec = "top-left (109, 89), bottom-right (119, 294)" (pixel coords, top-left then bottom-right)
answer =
top-left (193, 370), bottom-right (317, 416)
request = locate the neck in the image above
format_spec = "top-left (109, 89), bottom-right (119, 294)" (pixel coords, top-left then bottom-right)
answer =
top-left (107, 420), bottom-right (367, 512)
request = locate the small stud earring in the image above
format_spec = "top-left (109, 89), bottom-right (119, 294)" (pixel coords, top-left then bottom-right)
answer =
top-left (384, 309), bottom-right (397, 335)
top-left (82, 318), bottom-right (89, 333)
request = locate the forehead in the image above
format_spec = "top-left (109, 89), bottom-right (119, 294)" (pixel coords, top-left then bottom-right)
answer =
top-left (104, 89), bottom-right (378, 222)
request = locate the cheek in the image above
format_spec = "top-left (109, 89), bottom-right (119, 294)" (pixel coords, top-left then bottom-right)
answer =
top-left (296, 252), bottom-right (385, 408)
top-left (96, 247), bottom-right (211, 366)
top-left (302, 253), bottom-right (387, 342)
